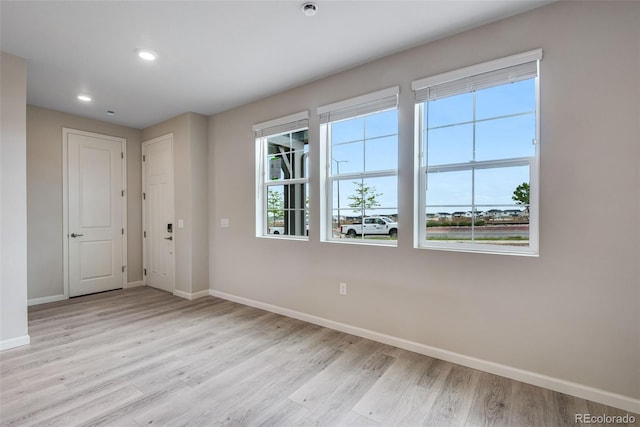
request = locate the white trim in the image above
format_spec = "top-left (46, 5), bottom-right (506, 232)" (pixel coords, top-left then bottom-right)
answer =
top-left (419, 241), bottom-right (538, 257)
top-left (62, 129), bottom-right (69, 299)
top-left (328, 169), bottom-right (398, 181)
top-left (264, 176), bottom-right (309, 186)
top-left (256, 122), bottom-right (310, 239)
top-left (530, 59), bottom-right (541, 256)
top-left (413, 56), bottom-right (540, 256)
top-left (28, 294), bottom-right (67, 306)
top-left (121, 142), bottom-right (128, 290)
top-left (126, 281), bottom-right (145, 288)
top-left (252, 111), bottom-right (309, 132)
top-left (320, 92), bottom-right (400, 245)
top-left (321, 238), bottom-right (397, 248)
top-left (62, 128), bottom-right (128, 298)
top-left (255, 137), bottom-right (263, 237)
top-left (411, 49), bottom-right (542, 91)
top-left (209, 289), bottom-right (640, 414)
top-left (0, 335), bottom-right (30, 351)
top-left (258, 234), bottom-right (308, 242)
top-left (414, 104), bottom-right (425, 248)
top-left (142, 133), bottom-right (176, 293)
top-left (173, 289), bottom-right (209, 300)
top-left (317, 86), bottom-right (399, 115)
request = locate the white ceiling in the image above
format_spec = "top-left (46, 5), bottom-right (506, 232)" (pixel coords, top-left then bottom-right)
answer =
top-left (1, 1), bottom-right (551, 129)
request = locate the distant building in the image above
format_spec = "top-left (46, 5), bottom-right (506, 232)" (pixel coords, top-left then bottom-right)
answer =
top-left (503, 209), bottom-right (523, 217)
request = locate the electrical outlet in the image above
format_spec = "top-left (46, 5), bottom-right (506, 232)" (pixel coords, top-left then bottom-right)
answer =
top-left (339, 282), bottom-right (347, 295)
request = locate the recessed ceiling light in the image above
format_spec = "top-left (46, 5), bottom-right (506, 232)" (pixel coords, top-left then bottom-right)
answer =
top-left (77, 94), bottom-right (92, 102)
top-left (301, 2), bottom-right (318, 16)
top-left (136, 49), bottom-right (158, 61)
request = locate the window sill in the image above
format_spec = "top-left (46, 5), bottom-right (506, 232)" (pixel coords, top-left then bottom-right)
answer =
top-left (258, 235), bottom-right (309, 242)
top-left (322, 238), bottom-right (397, 247)
top-left (417, 241), bottom-right (538, 257)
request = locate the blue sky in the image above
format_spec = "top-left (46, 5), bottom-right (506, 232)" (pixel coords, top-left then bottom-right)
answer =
top-left (265, 78), bottom-right (536, 220)
top-left (331, 109), bottom-right (398, 215)
top-left (329, 79), bottom-right (536, 215)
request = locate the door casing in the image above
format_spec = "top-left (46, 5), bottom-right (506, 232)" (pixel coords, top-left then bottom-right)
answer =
top-left (62, 128), bottom-right (127, 298)
top-left (142, 133), bottom-right (175, 293)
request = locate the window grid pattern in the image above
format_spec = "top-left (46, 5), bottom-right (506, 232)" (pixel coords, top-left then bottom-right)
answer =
top-left (257, 126), bottom-right (309, 239)
top-left (416, 62), bottom-right (539, 255)
top-left (326, 108), bottom-right (398, 242)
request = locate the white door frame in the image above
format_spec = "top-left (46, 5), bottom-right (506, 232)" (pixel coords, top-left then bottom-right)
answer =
top-left (62, 128), bottom-right (128, 298)
top-left (141, 133), bottom-right (175, 291)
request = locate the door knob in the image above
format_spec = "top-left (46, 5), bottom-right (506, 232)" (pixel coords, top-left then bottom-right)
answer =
top-left (70, 233), bottom-right (84, 238)
top-left (164, 236), bottom-right (173, 241)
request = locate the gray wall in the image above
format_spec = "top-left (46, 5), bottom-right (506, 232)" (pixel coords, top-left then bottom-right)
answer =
top-left (141, 112), bottom-right (209, 296)
top-left (26, 106), bottom-right (142, 300)
top-left (1, 52), bottom-right (29, 347)
top-left (209, 1), bottom-right (640, 401)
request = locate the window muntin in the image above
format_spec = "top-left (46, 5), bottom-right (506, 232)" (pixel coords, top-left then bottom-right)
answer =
top-left (265, 182), bottom-right (309, 236)
top-left (255, 113), bottom-right (309, 239)
top-left (330, 175), bottom-right (399, 239)
top-left (320, 87), bottom-right (399, 244)
top-left (414, 50), bottom-right (541, 255)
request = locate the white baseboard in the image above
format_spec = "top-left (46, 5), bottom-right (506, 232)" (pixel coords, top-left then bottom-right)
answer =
top-left (209, 289), bottom-right (640, 414)
top-left (126, 281), bottom-right (145, 288)
top-left (0, 335), bottom-right (30, 351)
top-left (27, 294), bottom-right (67, 306)
top-left (174, 289), bottom-right (209, 301)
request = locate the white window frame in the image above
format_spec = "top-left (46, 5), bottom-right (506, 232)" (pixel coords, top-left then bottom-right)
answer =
top-left (318, 86), bottom-right (400, 245)
top-left (254, 111), bottom-right (309, 240)
top-left (412, 49), bottom-right (542, 256)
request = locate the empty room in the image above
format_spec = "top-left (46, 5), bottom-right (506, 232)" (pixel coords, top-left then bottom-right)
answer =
top-left (1, 1), bottom-right (639, 425)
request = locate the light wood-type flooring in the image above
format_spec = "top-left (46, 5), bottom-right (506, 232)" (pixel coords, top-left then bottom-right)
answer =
top-left (1, 287), bottom-right (637, 426)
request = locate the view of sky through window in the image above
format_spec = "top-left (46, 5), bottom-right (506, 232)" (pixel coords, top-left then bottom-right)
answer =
top-left (426, 79), bottom-right (535, 212)
top-left (420, 76), bottom-right (536, 248)
top-left (261, 68), bottom-right (537, 251)
top-left (330, 109), bottom-right (398, 218)
top-left (327, 79), bottom-right (535, 222)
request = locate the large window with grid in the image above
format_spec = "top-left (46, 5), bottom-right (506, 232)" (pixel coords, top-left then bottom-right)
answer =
top-left (319, 87), bottom-right (399, 244)
top-left (254, 112), bottom-right (309, 239)
top-left (413, 50), bottom-right (542, 255)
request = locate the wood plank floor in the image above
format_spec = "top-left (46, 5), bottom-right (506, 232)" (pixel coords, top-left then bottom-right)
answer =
top-left (1, 287), bottom-right (637, 426)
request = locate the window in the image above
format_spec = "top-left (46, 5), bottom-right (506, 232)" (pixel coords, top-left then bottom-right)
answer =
top-left (413, 50), bottom-right (542, 255)
top-left (319, 87), bottom-right (399, 244)
top-left (254, 111), bottom-right (309, 239)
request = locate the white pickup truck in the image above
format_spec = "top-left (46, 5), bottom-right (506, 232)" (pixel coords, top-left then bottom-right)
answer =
top-left (340, 217), bottom-right (398, 238)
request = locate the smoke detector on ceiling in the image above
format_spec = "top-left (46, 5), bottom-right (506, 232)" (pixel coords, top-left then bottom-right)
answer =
top-left (301, 2), bottom-right (318, 17)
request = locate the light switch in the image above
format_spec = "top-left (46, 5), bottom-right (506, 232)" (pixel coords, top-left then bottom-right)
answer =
top-left (177, 219), bottom-right (185, 228)
top-left (221, 218), bottom-right (230, 228)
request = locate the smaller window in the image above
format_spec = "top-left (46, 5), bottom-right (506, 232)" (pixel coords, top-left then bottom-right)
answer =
top-left (254, 112), bottom-right (309, 239)
top-left (318, 87), bottom-right (399, 245)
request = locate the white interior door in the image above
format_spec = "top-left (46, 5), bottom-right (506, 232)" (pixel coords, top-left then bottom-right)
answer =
top-left (143, 134), bottom-right (174, 293)
top-left (67, 130), bottom-right (126, 297)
